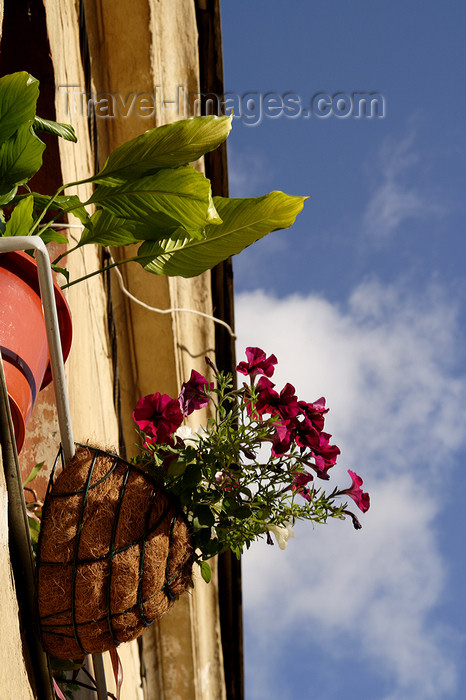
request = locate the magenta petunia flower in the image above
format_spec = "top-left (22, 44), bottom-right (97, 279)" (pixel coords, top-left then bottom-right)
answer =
top-left (342, 509), bottom-right (363, 530)
top-left (133, 392), bottom-right (183, 445)
top-left (292, 471), bottom-right (314, 490)
top-left (255, 377), bottom-right (300, 421)
top-left (312, 431), bottom-right (341, 473)
top-left (293, 416), bottom-right (320, 451)
top-left (271, 420), bottom-right (294, 456)
top-left (298, 397), bottom-right (329, 432)
top-left (337, 470), bottom-right (370, 513)
top-left (292, 471), bottom-right (314, 502)
top-left (215, 469), bottom-right (240, 491)
top-left (179, 369), bottom-right (214, 416)
top-left (237, 347), bottom-right (278, 379)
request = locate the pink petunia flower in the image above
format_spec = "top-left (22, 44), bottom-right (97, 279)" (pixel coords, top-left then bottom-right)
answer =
top-left (337, 470), bottom-right (370, 513)
top-left (179, 369), bottom-right (214, 416)
top-left (133, 392), bottom-right (183, 445)
top-left (237, 346), bottom-right (278, 379)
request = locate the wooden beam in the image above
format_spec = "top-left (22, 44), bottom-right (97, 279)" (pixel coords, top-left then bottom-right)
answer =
top-left (196, 3), bottom-right (244, 700)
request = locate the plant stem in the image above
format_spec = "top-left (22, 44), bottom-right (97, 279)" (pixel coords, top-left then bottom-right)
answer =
top-left (60, 255), bottom-right (139, 289)
top-left (52, 241), bottom-right (83, 265)
top-left (28, 183), bottom-right (75, 235)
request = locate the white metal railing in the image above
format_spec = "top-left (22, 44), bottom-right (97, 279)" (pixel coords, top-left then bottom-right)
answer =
top-left (0, 237), bottom-right (108, 699)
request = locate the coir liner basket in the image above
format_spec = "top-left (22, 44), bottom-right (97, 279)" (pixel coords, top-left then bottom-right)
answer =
top-left (36, 443), bottom-right (193, 659)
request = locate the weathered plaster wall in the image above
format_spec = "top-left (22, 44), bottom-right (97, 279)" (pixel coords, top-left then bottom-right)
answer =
top-left (0, 445), bottom-right (35, 700)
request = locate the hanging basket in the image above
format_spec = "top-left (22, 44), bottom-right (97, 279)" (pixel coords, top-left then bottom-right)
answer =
top-left (0, 250), bottom-right (72, 452)
top-left (36, 444), bottom-right (193, 659)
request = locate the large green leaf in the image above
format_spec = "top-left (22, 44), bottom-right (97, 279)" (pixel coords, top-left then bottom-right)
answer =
top-left (0, 186), bottom-right (18, 206)
top-left (200, 561), bottom-right (212, 584)
top-left (89, 166), bottom-right (218, 240)
top-left (137, 191), bottom-right (307, 277)
top-left (0, 123), bottom-right (45, 195)
top-left (33, 116), bottom-right (77, 143)
top-left (0, 72), bottom-right (39, 145)
top-left (79, 209), bottom-right (140, 247)
top-left (4, 195), bottom-right (34, 236)
top-left (49, 194), bottom-right (90, 226)
top-left (206, 189), bottom-right (222, 225)
top-left (92, 114), bottom-right (232, 185)
top-left (14, 192), bottom-right (91, 226)
top-left (39, 228), bottom-right (69, 245)
top-left (22, 460), bottom-right (45, 486)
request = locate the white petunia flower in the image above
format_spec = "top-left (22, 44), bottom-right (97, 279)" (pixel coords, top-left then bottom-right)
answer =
top-left (175, 425), bottom-right (193, 441)
top-left (268, 522), bottom-right (295, 550)
top-left (174, 425), bottom-right (208, 446)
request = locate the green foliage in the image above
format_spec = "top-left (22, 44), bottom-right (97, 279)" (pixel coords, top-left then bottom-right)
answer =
top-left (4, 195), bottom-right (34, 236)
top-left (0, 122), bottom-right (45, 201)
top-left (0, 73), bottom-right (44, 203)
top-left (137, 192), bottom-right (307, 277)
top-left (33, 116), bottom-right (77, 143)
top-left (22, 460), bottom-right (45, 486)
top-left (200, 561), bottom-right (212, 583)
top-left (0, 72), bottom-right (39, 144)
top-left (80, 209), bottom-right (140, 247)
top-left (88, 165), bottom-right (217, 240)
top-left (0, 72), bottom-right (306, 287)
top-left (91, 113), bottom-right (232, 184)
top-left (38, 228), bottom-right (69, 245)
top-left (13, 192), bottom-right (92, 226)
top-left (22, 461), bottom-right (45, 553)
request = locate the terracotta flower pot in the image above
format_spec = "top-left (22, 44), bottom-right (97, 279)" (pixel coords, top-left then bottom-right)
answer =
top-left (0, 251), bottom-right (72, 452)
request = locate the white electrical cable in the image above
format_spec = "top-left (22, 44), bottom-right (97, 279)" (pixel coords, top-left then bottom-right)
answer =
top-left (41, 223), bottom-right (84, 229)
top-left (42, 223), bottom-right (237, 338)
top-left (108, 254), bottom-right (237, 339)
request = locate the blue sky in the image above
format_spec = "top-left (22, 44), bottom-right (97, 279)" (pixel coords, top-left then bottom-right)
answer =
top-left (221, 2), bottom-right (466, 699)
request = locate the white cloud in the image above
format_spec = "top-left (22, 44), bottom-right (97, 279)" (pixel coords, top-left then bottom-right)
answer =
top-left (362, 132), bottom-right (444, 241)
top-left (236, 281), bottom-right (465, 475)
top-left (243, 478), bottom-right (458, 700)
top-left (235, 280), bottom-right (466, 700)
top-left (227, 144), bottom-right (274, 198)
